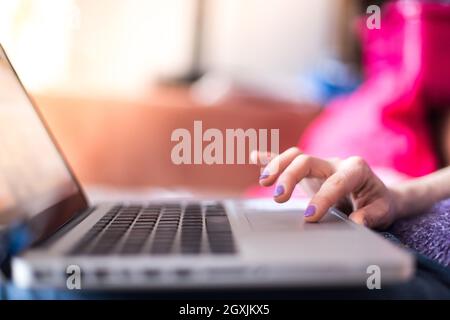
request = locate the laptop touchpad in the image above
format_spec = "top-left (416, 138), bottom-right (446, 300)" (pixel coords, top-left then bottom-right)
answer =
top-left (244, 209), bottom-right (349, 232)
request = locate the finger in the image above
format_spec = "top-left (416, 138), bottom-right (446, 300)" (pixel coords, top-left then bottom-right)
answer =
top-left (349, 199), bottom-right (391, 229)
top-left (250, 150), bottom-right (277, 166)
top-left (304, 157), bottom-right (368, 222)
top-left (274, 155), bottom-right (334, 203)
top-left (298, 178), bottom-right (324, 197)
top-left (259, 147), bottom-right (302, 186)
top-left (348, 207), bottom-right (370, 227)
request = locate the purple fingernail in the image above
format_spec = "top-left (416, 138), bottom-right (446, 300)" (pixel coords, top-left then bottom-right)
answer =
top-left (304, 205), bottom-right (316, 217)
top-left (259, 170), bottom-right (270, 180)
top-left (273, 185), bottom-right (285, 197)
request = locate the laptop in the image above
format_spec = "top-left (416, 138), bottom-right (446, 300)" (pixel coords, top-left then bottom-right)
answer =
top-left (0, 44), bottom-right (413, 290)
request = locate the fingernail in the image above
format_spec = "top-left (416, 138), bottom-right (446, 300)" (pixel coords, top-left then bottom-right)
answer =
top-left (304, 205), bottom-right (316, 217)
top-left (259, 170), bottom-right (270, 180)
top-left (273, 185), bottom-right (285, 197)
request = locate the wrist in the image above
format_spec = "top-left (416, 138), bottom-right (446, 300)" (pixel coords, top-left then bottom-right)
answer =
top-left (388, 186), bottom-right (411, 220)
top-left (388, 182), bottom-right (432, 219)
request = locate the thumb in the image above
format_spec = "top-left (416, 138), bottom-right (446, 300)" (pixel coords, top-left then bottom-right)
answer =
top-left (348, 209), bottom-right (369, 227)
top-left (348, 202), bottom-right (381, 228)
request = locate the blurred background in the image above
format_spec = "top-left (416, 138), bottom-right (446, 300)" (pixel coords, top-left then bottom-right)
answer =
top-left (0, 0), bottom-right (380, 198)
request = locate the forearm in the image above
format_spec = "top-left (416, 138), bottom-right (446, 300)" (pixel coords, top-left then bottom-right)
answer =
top-left (390, 166), bottom-right (450, 218)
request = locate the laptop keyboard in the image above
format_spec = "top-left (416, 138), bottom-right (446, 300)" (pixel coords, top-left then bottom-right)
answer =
top-left (69, 202), bottom-right (236, 255)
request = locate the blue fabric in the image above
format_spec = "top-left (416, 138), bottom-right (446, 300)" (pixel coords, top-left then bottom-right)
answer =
top-left (389, 198), bottom-right (450, 267)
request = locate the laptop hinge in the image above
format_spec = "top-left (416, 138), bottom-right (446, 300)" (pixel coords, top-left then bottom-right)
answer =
top-left (33, 206), bottom-right (96, 249)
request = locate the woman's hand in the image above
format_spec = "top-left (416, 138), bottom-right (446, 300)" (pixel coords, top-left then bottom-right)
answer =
top-left (252, 148), bottom-right (398, 229)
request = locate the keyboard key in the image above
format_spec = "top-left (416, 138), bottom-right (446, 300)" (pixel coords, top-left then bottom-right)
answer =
top-left (70, 202), bottom-right (236, 256)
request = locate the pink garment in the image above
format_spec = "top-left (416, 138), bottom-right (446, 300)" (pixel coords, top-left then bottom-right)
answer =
top-left (300, 1), bottom-right (450, 177)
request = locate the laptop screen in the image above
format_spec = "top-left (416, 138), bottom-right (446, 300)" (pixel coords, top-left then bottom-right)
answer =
top-left (0, 46), bottom-right (87, 248)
